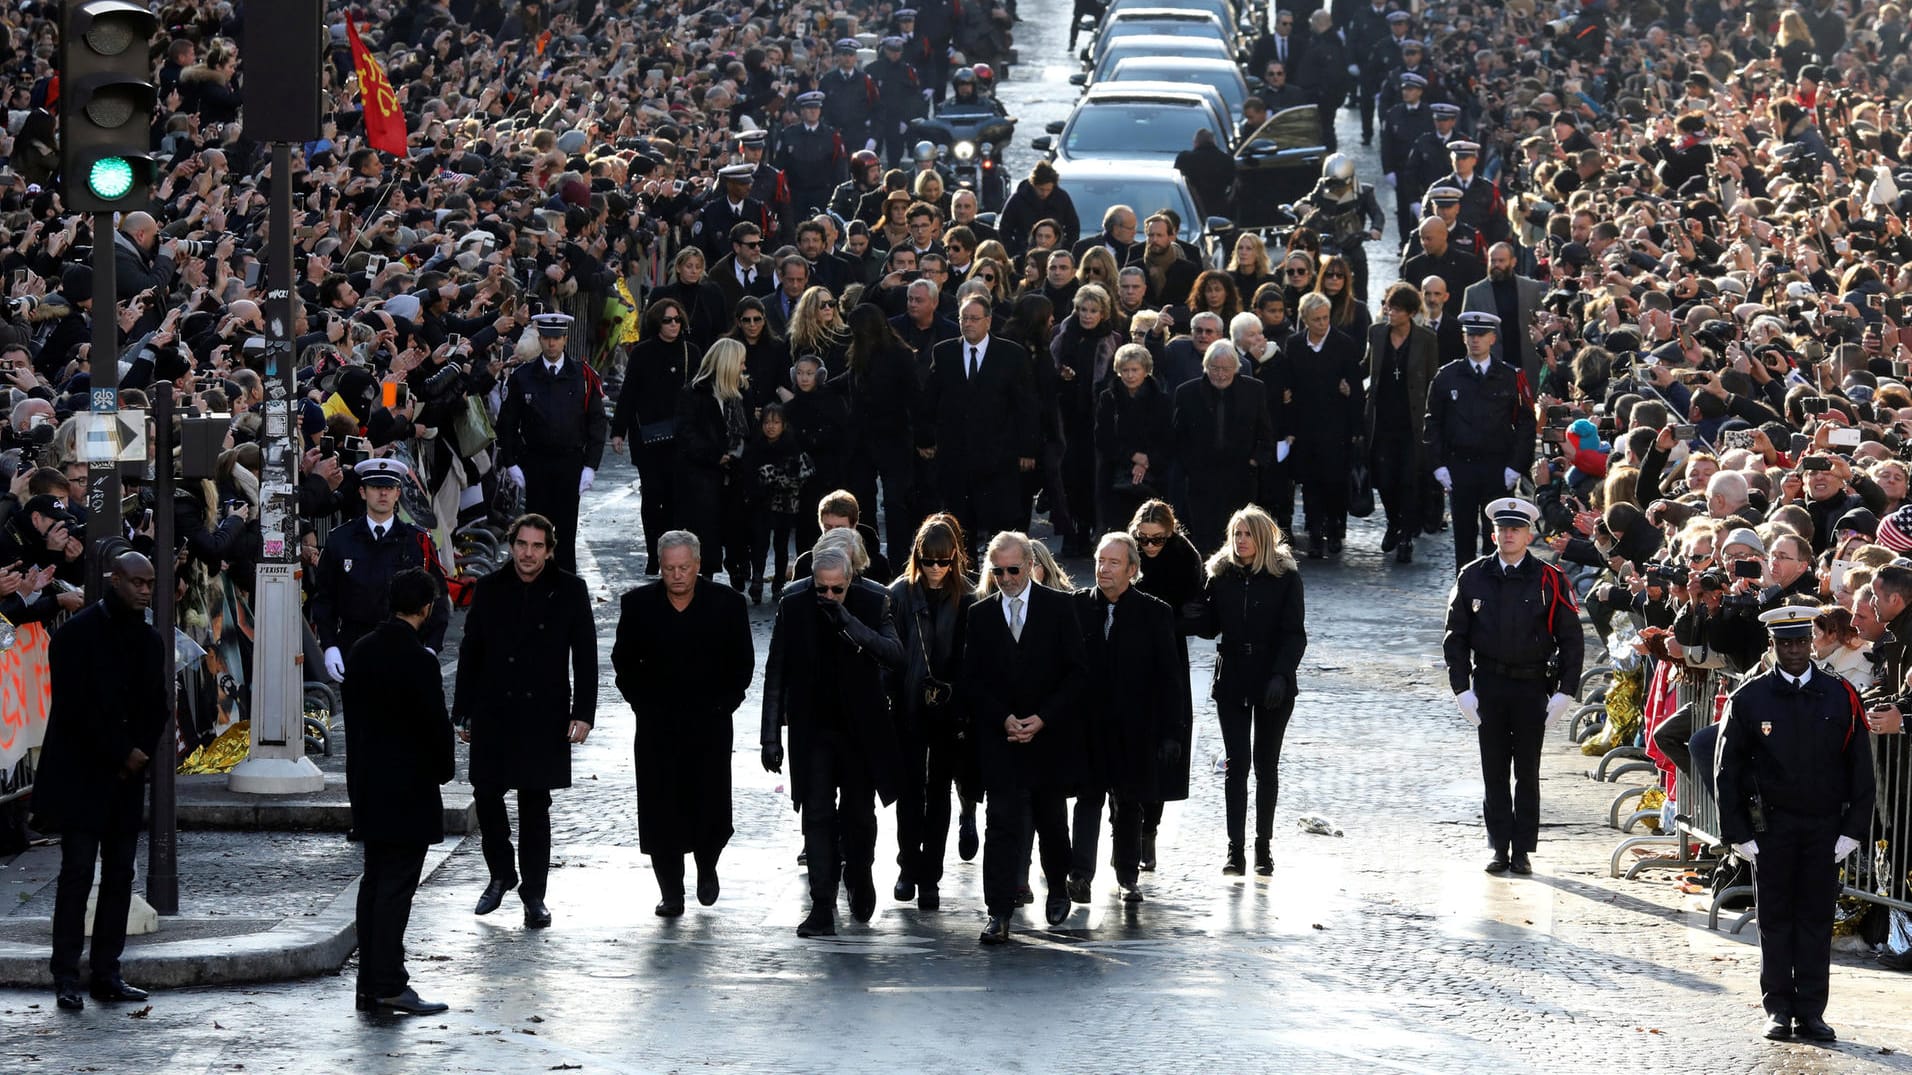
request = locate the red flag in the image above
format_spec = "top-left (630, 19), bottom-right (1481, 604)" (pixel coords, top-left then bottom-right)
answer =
top-left (346, 16), bottom-right (408, 157)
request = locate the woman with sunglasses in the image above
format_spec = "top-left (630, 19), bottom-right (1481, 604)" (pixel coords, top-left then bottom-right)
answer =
top-left (1128, 499), bottom-right (1203, 871)
top-left (887, 514), bottom-right (980, 911)
top-left (1193, 505), bottom-right (1307, 877)
top-left (675, 338), bottom-right (755, 586)
top-left (786, 286), bottom-right (849, 379)
top-left (1076, 245), bottom-right (1119, 296)
top-left (1280, 250), bottom-right (1317, 311)
top-left (970, 256), bottom-right (1010, 306)
top-left (1309, 253), bottom-right (1370, 335)
top-left (612, 298), bottom-right (696, 573)
top-left (651, 247), bottom-right (730, 354)
top-left (726, 296), bottom-right (790, 416)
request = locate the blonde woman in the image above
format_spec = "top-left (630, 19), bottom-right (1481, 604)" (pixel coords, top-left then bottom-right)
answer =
top-left (1227, 232), bottom-right (1275, 299)
top-left (786, 286), bottom-right (849, 374)
top-left (1192, 505), bottom-right (1305, 877)
top-left (1076, 245), bottom-right (1120, 292)
top-left (675, 339), bottom-right (753, 583)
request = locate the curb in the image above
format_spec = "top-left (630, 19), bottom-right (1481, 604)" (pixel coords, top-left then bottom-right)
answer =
top-left (0, 842), bottom-right (460, 989)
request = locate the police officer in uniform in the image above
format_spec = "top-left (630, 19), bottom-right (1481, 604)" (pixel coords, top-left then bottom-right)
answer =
top-left (820, 38), bottom-right (880, 155)
top-left (1424, 140), bottom-right (1506, 246)
top-left (738, 130), bottom-right (794, 246)
top-left (497, 313), bottom-right (610, 577)
top-left (778, 91), bottom-right (850, 220)
top-left (1424, 311), bottom-right (1529, 569)
top-left (1400, 102), bottom-right (1463, 229)
top-left (1716, 606), bottom-right (1874, 1043)
top-left (1442, 496), bottom-right (1582, 875)
top-left (697, 164), bottom-right (772, 263)
top-left (1380, 73), bottom-right (1436, 239)
top-left (868, 35), bottom-right (927, 166)
top-left (311, 457), bottom-right (451, 683)
top-left (1406, 185), bottom-right (1482, 261)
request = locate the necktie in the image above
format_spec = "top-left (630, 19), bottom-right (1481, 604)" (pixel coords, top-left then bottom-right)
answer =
top-left (1009, 595), bottom-right (1024, 642)
top-left (969, 345), bottom-right (979, 379)
top-left (1103, 602), bottom-right (1114, 640)
top-left (1277, 37), bottom-right (1285, 63)
top-left (373, 524), bottom-right (386, 542)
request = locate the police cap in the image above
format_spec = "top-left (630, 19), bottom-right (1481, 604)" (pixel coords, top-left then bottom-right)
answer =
top-left (355, 457), bottom-right (411, 487)
top-left (1459, 310), bottom-right (1501, 334)
top-left (1485, 496), bottom-right (1539, 529)
top-left (1758, 605), bottom-right (1819, 639)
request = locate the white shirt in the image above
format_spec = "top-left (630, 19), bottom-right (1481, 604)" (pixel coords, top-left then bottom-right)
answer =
top-left (962, 334), bottom-right (990, 377)
top-left (1002, 589), bottom-right (1027, 631)
top-left (367, 515), bottom-right (395, 541)
top-left (1306, 332), bottom-right (1329, 353)
top-left (1496, 553), bottom-right (1526, 573)
top-left (544, 358), bottom-right (565, 376)
top-left (1472, 359), bottom-right (1492, 376)
top-left (1779, 665), bottom-right (1813, 688)
top-left (734, 259), bottom-right (757, 287)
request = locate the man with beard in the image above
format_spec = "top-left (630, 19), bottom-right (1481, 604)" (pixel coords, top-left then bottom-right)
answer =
top-left (1123, 214), bottom-right (1198, 309)
top-left (1461, 243), bottom-right (1546, 387)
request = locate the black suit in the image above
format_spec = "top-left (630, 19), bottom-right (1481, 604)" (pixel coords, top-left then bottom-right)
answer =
top-left (1171, 375), bottom-right (1275, 550)
top-left (921, 334), bottom-right (1038, 547)
top-left (710, 253), bottom-right (776, 313)
top-left (960, 583), bottom-right (1088, 917)
top-left (344, 618), bottom-right (455, 1000)
top-left (762, 578), bottom-right (905, 907)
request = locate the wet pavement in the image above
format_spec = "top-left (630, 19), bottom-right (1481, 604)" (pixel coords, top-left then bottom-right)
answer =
top-left (8, 14), bottom-right (1912, 1075)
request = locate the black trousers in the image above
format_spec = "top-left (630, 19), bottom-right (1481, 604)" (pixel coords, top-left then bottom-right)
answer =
top-left (894, 723), bottom-right (964, 888)
top-left (1217, 697), bottom-right (1293, 844)
top-left (356, 841), bottom-right (428, 998)
top-left (750, 508), bottom-right (797, 585)
top-left (634, 442), bottom-right (676, 571)
top-left (1448, 461), bottom-right (1507, 569)
top-left (983, 785), bottom-right (1070, 917)
top-left (1752, 813), bottom-right (1841, 1020)
top-left (650, 847), bottom-right (722, 903)
top-left (1299, 472), bottom-right (1350, 543)
top-left (938, 464), bottom-right (1019, 559)
top-left (50, 826), bottom-right (139, 985)
top-left (800, 739), bottom-right (878, 907)
top-left (1060, 408), bottom-right (1096, 544)
top-left (522, 453), bottom-right (585, 576)
top-left (1474, 672), bottom-right (1547, 855)
top-left (848, 437), bottom-right (917, 566)
top-left (474, 786), bottom-right (552, 902)
top-left (1370, 433), bottom-right (1420, 539)
top-left (1069, 790), bottom-right (1145, 885)
top-left (1394, 186), bottom-right (1420, 246)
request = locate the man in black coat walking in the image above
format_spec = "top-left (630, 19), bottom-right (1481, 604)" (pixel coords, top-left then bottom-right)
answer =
top-left (344, 569), bottom-right (456, 1016)
top-left (965, 531), bottom-right (1089, 944)
top-left (1172, 343), bottom-right (1274, 551)
top-left (33, 553), bottom-right (167, 1012)
top-left (454, 514), bottom-right (598, 929)
top-left (762, 539), bottom-right (906, 938)
top-left (612, 530), bottom-right (755, 917)
top-left (921, 295), bottom-right (1038, 553)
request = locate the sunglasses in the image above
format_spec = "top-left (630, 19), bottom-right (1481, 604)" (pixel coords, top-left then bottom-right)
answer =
top-left (1287, 268), bottom-right (1312, 277)
top-left (821, 300), bottom-right (838, 308)
top-left (1134, 534), bottom-right (1167, 548)
top-left (817, 584), bottom-right (847, 595)
top-left (919, 557), bottom-right (954, 568)
top-left (738, 239), bottom-right (762, 248)
top-left (989, 564), bottom-right (1022, 577)
top-left (979, 274), bottom-right (998, 283)
top-left (659, 315), bottom-right (683, 324)
top-left (739, 315), bottom-right (765, 323)
top-left (1685, 552), bottom-right (1711, 562)
top-left (1323, 272), bottom-right (1347, 279)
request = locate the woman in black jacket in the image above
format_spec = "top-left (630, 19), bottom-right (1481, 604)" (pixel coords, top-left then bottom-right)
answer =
top-left (886, 514), bottom-right (979, 909)
top-left (1194, 505), bottom-right (1307, 876)
top-left (650, 247), bottom-right (732, 355)
top-left (1050, 284), bottom-right (1121, 549)
top-left (1128, 498), bottom-right (1202, 871)
top-left (727, 297), bottom-right (791, 416)
top-left (674, 338), bottom-right (753, 586)
top-left (843, 303), bottom-right (922, 565)
top-left (612, 299), bottom-right (696, 573)
top-left (780, 353), bottom-right (851, 555)
top-left (1095, 344), bottom-right (1173, 535)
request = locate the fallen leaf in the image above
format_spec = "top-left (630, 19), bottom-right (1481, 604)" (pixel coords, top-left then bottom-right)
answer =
top-left (527, 1015), bottom-right (545, 1023)
top-left (551, 1065), bottom-right (583, 1071)
top-left (1311, 923), bottom-right (1325, 930)
top-left (129, 1006), bottom-right (153, 1019)
top-left (214, 1021), bottom-right (225, 1030)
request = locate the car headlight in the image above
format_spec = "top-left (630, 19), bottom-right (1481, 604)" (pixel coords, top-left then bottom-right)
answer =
top-left (953, 141), bottom-right (976, 161)
top-left (979, 142), bottom-right (993, 156)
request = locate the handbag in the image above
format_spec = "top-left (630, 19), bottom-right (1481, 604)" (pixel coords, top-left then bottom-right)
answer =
top-left (638, 417), bottom-right (677, 445)
top-left (1347, 461), bottom-right (1376, 518)
top-left (1111, 475), bottom-right (1160, 499)
top-left (913, 603), bottom-right (954, 709)
top-left (450, 394), bottom-right (497, 457)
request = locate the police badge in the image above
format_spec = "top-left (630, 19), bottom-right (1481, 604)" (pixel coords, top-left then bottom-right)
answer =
top-left (1760, 721), bottom-right (1773, 736)
top-left (1471, 598), bottom-right (1482, 613)
top-left (1450, 388), bottom-right (1459, 400)
top-left (343, 559), bottom-right (354, 573)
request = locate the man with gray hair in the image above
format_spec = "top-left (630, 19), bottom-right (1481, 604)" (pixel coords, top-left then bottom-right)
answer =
top-left (1073, 204), bottom-right (1138, 263)
top-left (1707, 470), bottom-right (1758, 523)
top-left (1172, 341), bottom-right (1274, 547)
top-left (762, 533), bottom-right (905, 938)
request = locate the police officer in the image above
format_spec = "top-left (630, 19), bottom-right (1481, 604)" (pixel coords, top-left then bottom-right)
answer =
top-left (1424, 311), bottom-right (1530, 569)
top-left (1408, 185), bottom-right (1482, 261)
top-left (311, 457), bottom-right (451, 682)
top-left (1716, 606), bottom-right (1875, 1043)
top-left (868, 36), bottom-right (927, 166)
top-left (819, 39), bottom-right (879, 154)
top-left (1425, 140), bottom-right (1507, 246)
top-left (738, 130), bottom-right (794, 246)
top-left (1380, 73), bottom-right (1436, 239)
top-left (1360, 11), bottom-right (1413, 133)
top-left (1378, 39), bottom-right (1444, 111)
top-left (1441, 496), bottom-right (1582, 876)
top-left (1400, 102), bottom-right (1463, 229)
top-left (697, 164), bottom-right (772, 263)
top-left (778, 92), bottom-right (850, 220)
top-left (497, 313), bottom-right (610, 577)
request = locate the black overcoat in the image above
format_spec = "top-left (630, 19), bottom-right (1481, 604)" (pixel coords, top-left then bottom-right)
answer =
top-left (344, 619), bottom-right (456, 845)
top-left (29, 597), bottom-right (169, 835)
top-left (761, 579), bottom-right (906, 810)
top-left (453, 567), bottom-right (598, 791)
top-left (1073, 587), bottom-right (1191, 802)
top-left (960, 583), bottom-right (1088, 793)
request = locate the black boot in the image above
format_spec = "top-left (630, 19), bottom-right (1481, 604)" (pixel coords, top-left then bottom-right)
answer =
top-left (1254, 839), bottom-right (1273, 876)
top-left (1223, 842), bottom-right (1246, 876)
top-left (1139, 830), bottom-right (1157, 872)
top-left (749, 576), bottom-right (764, 605)
top-left (1306, 534), bottom-right (1325, 559)
top-left (1395, 538), bottom-right (1413, 564)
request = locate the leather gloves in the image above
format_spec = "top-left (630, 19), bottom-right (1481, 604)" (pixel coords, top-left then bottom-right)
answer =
top-left (1262, 673), bottom-right (1294, 711)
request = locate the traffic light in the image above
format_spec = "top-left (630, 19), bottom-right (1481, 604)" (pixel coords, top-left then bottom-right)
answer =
top-left (59, 0), bottom-right (158, 213)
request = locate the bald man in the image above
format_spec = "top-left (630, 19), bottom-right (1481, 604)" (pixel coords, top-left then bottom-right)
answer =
top-left (113, 211), bottom-right (178, 301)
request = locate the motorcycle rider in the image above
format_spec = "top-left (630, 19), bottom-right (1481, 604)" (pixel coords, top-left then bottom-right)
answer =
top-left (1295, 153), bottom-right (1384, 304)
top-left (832, 149), bottom-right (888, 223)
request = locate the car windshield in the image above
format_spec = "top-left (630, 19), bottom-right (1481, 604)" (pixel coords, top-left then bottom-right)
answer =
top-left (1093, 39), bottom-right (1228, 80)
top-left (1108, 64), bottom-right (1245, 115)
top-left (1059, 176), bottom-right (1198, 241)
top-left (1065, 103), bottom-right (1211, 158)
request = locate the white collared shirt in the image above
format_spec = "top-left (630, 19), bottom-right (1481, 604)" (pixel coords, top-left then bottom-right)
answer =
top-left (962, 334), bottom-right (990, 377)
top-left (1002, 587), bottom-right (1027, 630)
top-left (1780, 665), bottom-right (1813, 688)
top-left (1496, 553), bottom-right (1526, 573)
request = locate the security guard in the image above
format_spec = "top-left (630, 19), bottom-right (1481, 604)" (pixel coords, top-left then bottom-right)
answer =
top-left (311, 457), bottom-right (450, 682)
top-left (819, 38), bottom-right (879, 154)
top-left (697, 164), bottom-right (773, 263)
top-left (1424, 140), bottom-right (1507, 245)
top-left (1716, 606), bottom-right (1874, 1043)
top-left (497, 313), bottom-right (610, 577)
top-left (1400, 102), bottom-right (1463, 230)
top-left (1441, 496), bottom-right (1582, 876)
top-left (1407, 185), bottom-right (1482, 261)
top-left (868, 35), bottom-right (927, 166)
top-left (1380, 73), bottom-right (1436, 238)
top-left (778, 91), bottom-right (850, 221)
top-left (737, 131), bottom-right (794, 246)
top-left (1423, 311), bottom-right (1530, 569)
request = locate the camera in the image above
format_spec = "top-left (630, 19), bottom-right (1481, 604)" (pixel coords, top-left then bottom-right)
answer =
top-left (1800, 397), bottom-right (1830, 415)
top-left (1800, 456), bottom-right (1833, 472)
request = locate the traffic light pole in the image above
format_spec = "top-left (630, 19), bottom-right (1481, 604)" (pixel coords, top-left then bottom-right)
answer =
top-left (83, 211), bottom-right (122, 602)
top-left (226, 142), bottom-right (322, 795)
top-left (147, 384), bottom-right (178, 914)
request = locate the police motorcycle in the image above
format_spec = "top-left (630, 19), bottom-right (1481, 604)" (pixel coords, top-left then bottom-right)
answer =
top-left (903, 65), bottom-right (1017, 211)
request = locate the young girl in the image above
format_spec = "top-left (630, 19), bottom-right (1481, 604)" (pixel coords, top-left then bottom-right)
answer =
top-left (745, 402), bottom-right (813, 604)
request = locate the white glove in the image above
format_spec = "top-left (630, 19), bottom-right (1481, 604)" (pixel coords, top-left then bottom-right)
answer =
top-left (1434, 466), bottom-right (1452, 492)
top-left (898, 121), bottom-right (908, 134)
top-left (1408, 203), bottom-right (1422, 220)
top-left (578, 466), bottom-right (595, 494)
top-left (1455, 689), bottom-right (1481, 727)
top-left (324, 646), bottom-right (345, 682)
top-left (1834, 835), bottom-right (1861, 862)
top-left (506, 465), bottom-right (525, 487)
top-left (1545, 692), bottom-right (1572, 727)
top-left (863, 138), bottom-right (877, 152)
top-left (1346, 64), bottom-right (1360, 77)
top-left (1733, 840), bottom-right (1759, 860)
top-left (1503, 467), bottom-right (1519, 490)
top-left (1384, 172), bottom-right (1397, 186)
top-left (1276, 440), bottom-right (1292, 463)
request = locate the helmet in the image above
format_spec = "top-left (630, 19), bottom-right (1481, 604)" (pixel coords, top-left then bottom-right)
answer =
top-left (851, 149), bottom-right (880, 170)
top-left (913, 140), bottom-right (937, 162)
top-left (952, 66), bottom-right (977, 85)
top-left (972, 63), bottom-right (994, 84)
top-left (1323, 153), bottom-right (1356, 184)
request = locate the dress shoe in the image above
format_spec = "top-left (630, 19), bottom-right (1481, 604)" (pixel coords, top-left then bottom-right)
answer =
top-left (1879, 948), bottom-right (1912, 971)
top-left (1014, 884), bottom-right (1035, 906)
top-left (917, 885), bottom-right (940, 911)
top-left (796, 848), bottom-right (808, 866)
top-left (655, 899), bottom-right (685, 918)
top-left (88, 977), bottom-right (148, 1003)
top-left (1306, 535), bottom-right (1325, 559)
top-left (1223, 842), bottom-right (1246, 876)
top-left (1423, 517), bottom-right (1447, 535)
top-left (697, 866), bottom-right (720, 907)
top-left (1485, 851), bottom-right (1511, 874)
top-left (848, 873), bottom-right (877, 923)
top-left (54, 983), bottom-right (84, 1012)
top-left (373, 987), bottom-right (450, 1016)
top-left (749, 578), bottom-right (764, 605)
top-left (474, 878), bottom-right (516, 916)
top-left (1395, 540), bottom-right (1413, 564)
top-left (1066, 875), bottom-right (1092, 904)
top-left (1381, 525), bottom-right (1399, 552)
top-left (1762, 1015), bottom-right (1794, 1041)
top-left (1794, 1016), bottom-right (1837, 1042)
top-left (523, 899), bottom-right (552, 928)
top-left (354, 989), bottom-right (374, 1012)
top-left (1139, 832), bottom-right (1157, 872)
top-left (894, 875), bottom-right (916, 902)
top-left (1254, 839), bottom-right (1274, 876)
top-left (1327, 537), bottom-right (1343, 557)
top-left (1045, 891), bottom-right (1071, 926)
top-left (1510, 853), bottom-right (1533, 876)
top-left (979, 915), bottom-right (1010, 945)
top-left (1121, 882), bottom-right (1144, 904)
top-left (796, 906), bottom-right (836, 938)
top-left (958, 813), bottom-right (979, 861)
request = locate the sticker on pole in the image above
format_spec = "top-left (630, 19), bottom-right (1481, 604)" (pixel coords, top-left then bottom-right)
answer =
top-left (76, 409), bottom-right (147, 462)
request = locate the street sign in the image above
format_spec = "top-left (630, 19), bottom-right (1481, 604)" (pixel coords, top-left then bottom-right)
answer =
top-left (75, 409), bottom-right (146, 462)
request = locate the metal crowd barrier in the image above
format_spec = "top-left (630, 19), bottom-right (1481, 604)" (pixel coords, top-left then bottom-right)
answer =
top-left (1848, 728), bottom-right (1912, 918)
top-left (0, 755), bottom-right (33, 807)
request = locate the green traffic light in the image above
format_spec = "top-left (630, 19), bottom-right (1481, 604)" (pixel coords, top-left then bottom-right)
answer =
top-left (87, 156), bottom-right (135, 200)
